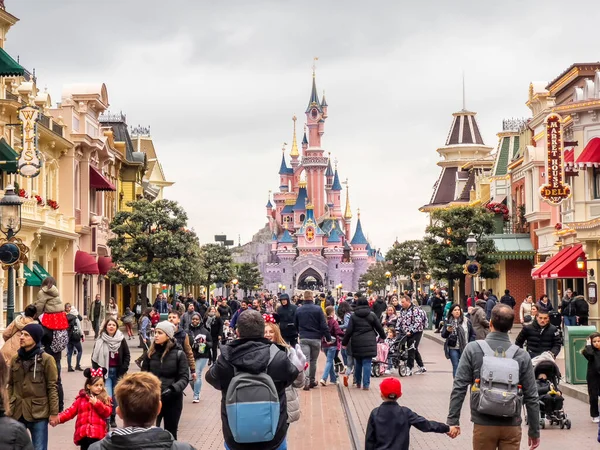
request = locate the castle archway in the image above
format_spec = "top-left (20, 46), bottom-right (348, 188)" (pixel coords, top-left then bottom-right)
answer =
top-left (297, 268), bottom-right (324, 291)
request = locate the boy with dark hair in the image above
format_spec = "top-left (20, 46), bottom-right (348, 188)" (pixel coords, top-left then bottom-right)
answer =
top-left (90, 372), bottom-right (195, 450)
top-left (366, 377), bottom-right (457, 450)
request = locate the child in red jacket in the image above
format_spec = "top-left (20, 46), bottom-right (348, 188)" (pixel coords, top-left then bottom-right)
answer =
top-left (51, 367), bottom-right (112, 449)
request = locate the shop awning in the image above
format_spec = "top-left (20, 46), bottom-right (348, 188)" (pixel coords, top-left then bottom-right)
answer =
top-left (23, 265), bottom-right (42, 287)
top-left (0, 48), bottom-right (25, 77)
top-left (90, 165), bottom-right (116, 191)
top-left (97, 256), bottom-right (113, 275)
top-left (491, 234), bottom-right (535, 260)
top-left (564, 148), bottom-right (574, 167)
top-left (575, 138), bottom-right (600, 168)
top-left (75, 250), bottom-right (99, 274)
top-left (0, 138), bottom-right (19, 174)
top-left (32, 262), bottom-right (52, 282)
top-left (531, 244), bottom-right (587, 279)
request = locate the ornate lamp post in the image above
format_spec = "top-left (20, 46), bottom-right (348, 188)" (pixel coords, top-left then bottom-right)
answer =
top-left (231, 278), bottom-right (238, 299)
top-left (278, 283), bottom-right (283, 294)
top-left (336, 283), bottom-right (343, 299)
top-left (465, 232), bottom-right (478, 301)
top-left (412, 253), bottom-right (421, 293)
top-left (385, 270), bottom-right (392, 294)
top-left (0, 185), bottom-right (24, 323)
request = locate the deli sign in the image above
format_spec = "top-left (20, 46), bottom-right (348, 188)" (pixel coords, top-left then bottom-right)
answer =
top-left (540, 113), bottom-right (571, 205)
top-left (17, 106), bottom-right (42, 178)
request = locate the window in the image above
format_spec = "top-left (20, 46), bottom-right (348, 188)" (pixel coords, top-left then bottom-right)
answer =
top-left (86, 121), bottom-right (98, 138)
top-left (72, 116), bottom-right (80, 132)
top-left (74, 162), bottom-right (80, 209)
top-left (594, 168), bottom-right (600, 199)
top-left (90, 189), bottom-right (97, 214)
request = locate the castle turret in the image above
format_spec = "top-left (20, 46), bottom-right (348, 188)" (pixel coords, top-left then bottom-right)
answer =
top-left (350, 209), bottom-right (369, 290)
top-left (265, 191), bottom-right (273, 218)
top-left (343, 180), bottom-right (352, 239)
top-left (296, 203), bottom-right (325, 256)
top-left (293, 181), bottom-right (308, 229)
top-left (278, 146), bottom-right (291, 192)
top-left (276, 225), bottom-right (295, 291)
top-left (302, 125), bottom-right (308, 156)
top-left (324, 221), bottom-right (344, 290)
top-left (331, 166), bottom-right (343, 219)
top-left (290, 116), bottom-right (300, 174)
top-left (304, 69), bottom-right (328, 218)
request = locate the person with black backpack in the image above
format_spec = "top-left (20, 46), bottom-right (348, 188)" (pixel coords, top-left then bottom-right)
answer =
top-left (447, 304), bottom-right (540, 450)
top-left (206, 309), bottom-right (298, 450)
top-left (65, 303), bottom-right (84, 372)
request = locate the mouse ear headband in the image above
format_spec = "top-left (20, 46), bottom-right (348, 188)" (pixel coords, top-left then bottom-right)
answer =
top-left (84, 367), bottom-right (107, 379)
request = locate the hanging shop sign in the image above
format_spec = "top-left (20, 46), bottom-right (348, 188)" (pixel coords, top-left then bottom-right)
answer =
top-left (588, 282), bottom-right (597, 305)
top-left (17, 106), bottom-right (42, 178)
top-left (540, 113), bottom-right (571, 205)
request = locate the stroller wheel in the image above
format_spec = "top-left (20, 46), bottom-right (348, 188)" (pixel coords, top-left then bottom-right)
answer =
top-left (565, 419), bottom-right (571, 429)
top-left (399, 365), bottom-right (409, 377)
top-left (539, 418), bottom-right (545, 429)
top-left (560, 420), bottom-right (565, 429)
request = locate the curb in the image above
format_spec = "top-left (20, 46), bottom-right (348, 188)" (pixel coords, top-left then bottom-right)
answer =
top-left (337, 382), bottom-right (361, 450)
top-left (423, 331), bottom-right (590, 403)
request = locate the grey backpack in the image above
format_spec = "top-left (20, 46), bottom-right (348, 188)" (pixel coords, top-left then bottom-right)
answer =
top-left (471, 340), bottom-right (522, 417)
top-left (225, 344), bottom-right (280, 443)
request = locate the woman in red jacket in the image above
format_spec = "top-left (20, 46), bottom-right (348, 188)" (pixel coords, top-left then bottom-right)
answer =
top-left (52, 367), bottom-right (112, 449)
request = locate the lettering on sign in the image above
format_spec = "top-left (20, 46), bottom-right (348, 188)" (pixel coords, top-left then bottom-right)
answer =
top-left (17, 106), bottom-right (42, 178)
top-left (539, 114), bottom-right (571, 205)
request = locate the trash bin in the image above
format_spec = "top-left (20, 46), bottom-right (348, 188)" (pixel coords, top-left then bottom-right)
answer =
top-left (420, 305), bottom-right (433, 330)
top-left (564, 325), bottom-right (597, 384)
top-left (159, 313), bottom-right (169, 322)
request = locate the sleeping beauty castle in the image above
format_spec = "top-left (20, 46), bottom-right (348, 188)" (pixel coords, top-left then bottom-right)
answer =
top-left (233, 69), bottom-right (383, 293)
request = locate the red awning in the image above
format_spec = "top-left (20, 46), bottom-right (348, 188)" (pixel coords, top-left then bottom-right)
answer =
top-left (564, 148), bottom-right (574, 166)
top-left (97, 256), bottom-right (113, 275)
top-left (575, 138), bottom-right (600, 168)
top-left (75, 250), bottom-right (99, 274)
top-left (90, 165), bottom-right (116, 191)
top-left (531, 244), bottom-right (587, 279)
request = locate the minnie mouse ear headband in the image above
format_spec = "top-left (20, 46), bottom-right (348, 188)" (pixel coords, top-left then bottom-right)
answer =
top-left (84, 367), bottom-right (108, 379)
top-left (263, 313), bottom-right (277, 324)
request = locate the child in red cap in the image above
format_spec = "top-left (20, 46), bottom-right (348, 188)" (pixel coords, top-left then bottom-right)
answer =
top-left (365, 377), bottom-right (459, 449)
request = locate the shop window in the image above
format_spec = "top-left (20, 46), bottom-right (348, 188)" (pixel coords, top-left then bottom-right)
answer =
top-left (594, 168), bottom-right (600, 199)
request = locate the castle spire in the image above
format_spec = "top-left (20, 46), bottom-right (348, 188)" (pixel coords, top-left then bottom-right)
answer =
top-left (351, 208), bottom-right (368, 246)
top-left (332, 163), bottom-right (342, 191)
top-left (290, 115), bottom-right (299, 157)
top-left (306, 57), bottom-right (321, 113)
top-left (325, 153), bottom-right (333, 178)
top-left (278, 145), bottom-right (289, 175)
top-left (302, 124), bottom-right (308, 146)
top-left (344, 179), bottom-right (352, 219)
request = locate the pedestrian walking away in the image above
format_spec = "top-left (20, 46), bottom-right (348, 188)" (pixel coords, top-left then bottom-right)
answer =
top-left (88, 372), bottom-right (196, 450)
top-left (365, 377), bottom-right (457, 450)
top-left (342, 297), bottom-right (386, 389)
top-left (91, 318), bottom-right (130, 428)
top-left (120, 307), bottom-right (135, 339)
top-left (320, 306), bottom-right (344, 386)
top-left (65, 303), bottom-right (84, 372)
top-left (89, 294), bottom-right (106, 340)
top-left (469, 298), bottom-right (490, 339)
top-left (395, 295), bottom-right (428, 376)
top-left (51, 367), bottom-right (112, 450)
top-left (141, 321), bottom-right (189, 440)
top-left (500, 289), bottom-right (516, 309)
top-left (205, 309), bottom-right (299, 450)
top-left (447, 304), bottom-right (541, 450)
top-left (7, 323), bottom-right (59, 450)
top-left (294, 290), bottom-right (332, 390)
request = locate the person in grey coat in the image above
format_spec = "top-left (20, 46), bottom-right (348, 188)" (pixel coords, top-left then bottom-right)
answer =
top-left (447, 304), bottom-right (540, 450)
top-left (469, 299), bottom-right (490, 340)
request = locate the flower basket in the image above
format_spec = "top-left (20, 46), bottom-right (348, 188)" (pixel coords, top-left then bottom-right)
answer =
top-left (485, 202), bottom-right (509, 221)
top-left (35, 195), bottom-right (45, 207)
top-left (18, 189), bottom-right (29, 199)
top-left (47, 199), bottom-right (59, 210)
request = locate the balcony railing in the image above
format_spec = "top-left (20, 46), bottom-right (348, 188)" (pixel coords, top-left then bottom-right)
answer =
top-left (5, 91), bottom-right (18, 102)
top-left (503, 216), bottom-right (529, 234)
top-left (38, 113), bottom-right (50, 129)
top-left (0, 90), bottom-right (64, 138)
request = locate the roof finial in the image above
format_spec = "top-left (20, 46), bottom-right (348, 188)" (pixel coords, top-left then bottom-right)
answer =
top-left (282, 142), bottom-right (287, 152)
top-left (343, 178), bottom-right (352, 219)
top-left (462, 71), bottom-right (466, 111)
top-left (290, 116), bottom-right (299, 157)
top-left (312, 57), bottom-right (319, 78)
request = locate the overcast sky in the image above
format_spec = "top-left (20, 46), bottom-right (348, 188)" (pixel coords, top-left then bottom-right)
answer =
top-left (6, 0), bottom-right (598, 251)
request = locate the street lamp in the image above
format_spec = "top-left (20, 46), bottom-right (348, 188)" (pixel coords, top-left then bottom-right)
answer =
top-left (231, 278), bottom-right (238, 298)
top-left (336, 283), bottom-right (343, 299)
top-left (278, 283), bottom-right (283, 293)
top-left (576, 256), bottom-right (585, 271)
top-left (0, 185), bottom-right (23, 323)
top-left (385, 271), bottom-right (392, 295)
top-left (412, 253), bottom-right (421, 292)
top-left (466, 232), bottom-right (478, 302)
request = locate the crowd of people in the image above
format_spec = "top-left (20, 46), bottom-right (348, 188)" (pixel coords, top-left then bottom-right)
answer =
top-left (1, 278), bottom-right (600, 450)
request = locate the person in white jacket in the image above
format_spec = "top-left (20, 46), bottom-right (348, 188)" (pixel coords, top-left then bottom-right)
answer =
top-left (520, 294), bottom-right (534, 325)
top-left (264, 317), bottom-right (306, 423)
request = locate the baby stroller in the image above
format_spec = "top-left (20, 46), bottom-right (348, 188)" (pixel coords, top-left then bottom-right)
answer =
top-left (222, 321), bottom-right (236, 345)
top-left (526, 357), bottom-right (571, 430)
top-left (371, 334), bottom-right (412, 378)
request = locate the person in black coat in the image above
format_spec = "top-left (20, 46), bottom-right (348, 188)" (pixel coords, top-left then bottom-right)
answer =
top-left (276, 294), bottom-right (298, 347)
top-left (187, 313), bottom-right (212, 402)
top-left (515, 311), bottom-right (562, 359)
top-left (141, 321), bottom-right (189, 440)
top-left (371, 296), bottom-right (387, 320)
top-left (430, 290), bottom-right (445, 332)
top-left (65, 303), bottom-right (84, 372)
top-left (204, 306), bottom-right (223, 364)
top-left (582, 332), bottom-right (600, 420)
top-left (500, 289), bottom-right (516, 309)
top-left (342, 298), bottom-right (386, 390)
top-left (217, 298), bottom-right (232, 321)
top-left (205, 309), bottom-right (298, 450)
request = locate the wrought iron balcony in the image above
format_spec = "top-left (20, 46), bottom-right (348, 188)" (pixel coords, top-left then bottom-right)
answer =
top-left (503, 215), bottom-right (529, 234)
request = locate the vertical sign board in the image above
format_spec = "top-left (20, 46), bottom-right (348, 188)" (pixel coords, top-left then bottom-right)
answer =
top-left (17, 106), bottom-right (42, 178)
top-left (540, 114), bottom-right (571, 205)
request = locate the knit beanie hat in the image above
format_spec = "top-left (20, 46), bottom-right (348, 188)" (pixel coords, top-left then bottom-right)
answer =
top-left (155, 321), bottom-right (176, 340)
top-left (23, 323), bottom-right (44, 344)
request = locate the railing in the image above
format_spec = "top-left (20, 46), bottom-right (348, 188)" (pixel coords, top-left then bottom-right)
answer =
top-left (51, 122), bottom-right (63, 137)
top-left (503, 216), bottom-right (529, 234)
top-left (5, 91), bottom-right (18, 102)
top-left (38, 113), bottom-right (50, 129)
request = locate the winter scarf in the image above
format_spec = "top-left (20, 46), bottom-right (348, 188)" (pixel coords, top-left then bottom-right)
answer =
top-left (205, 314), bottom-right (216, 331)
top-left (92, 330), bottom-right (124, 370)
top-left (449, 317), bottom-right (467, 351)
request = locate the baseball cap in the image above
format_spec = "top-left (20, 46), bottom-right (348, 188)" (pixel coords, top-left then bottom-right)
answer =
top-left (379, 377), bottom-right (402, 400)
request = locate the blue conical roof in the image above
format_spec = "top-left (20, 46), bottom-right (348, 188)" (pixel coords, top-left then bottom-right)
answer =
top-left (279, 153), bottom-right (289, 175)
top-left (351, 217), bottom-right (368, 246)
top-left (306, 75), bottom-right (322, 113)
top-left (302, 131), bottom-right (308, 145)
top-left (327, 225), bottom-right (342, 243)
top-left (293, 186), bottom-right (308, 210)
top-left (332, 169), bottom-right (342, 191)
top-left (279, 228), bottom-right (295, 244)
top-left (325, 158), bottom-right (334, 177)
top-left (266, 199), bottom-right (273, 208)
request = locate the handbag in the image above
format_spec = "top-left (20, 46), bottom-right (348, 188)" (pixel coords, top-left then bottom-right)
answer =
top-left (446, 332), bottom-right (458, 347)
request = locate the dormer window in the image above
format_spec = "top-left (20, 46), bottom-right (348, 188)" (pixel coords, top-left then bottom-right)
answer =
top-left (311, 108), bottom-right (318, 119)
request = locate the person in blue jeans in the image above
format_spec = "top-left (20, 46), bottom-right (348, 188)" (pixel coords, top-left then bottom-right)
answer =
top-left (187, 312), bottom-right (212, 402)
top-left (561, 289), bottom-right (578, 326)
top-left (320, 306), bottom-right (344, 386)
top-left (341, 296), bottom-right (386, 390)
top-left (441, 304), bottom-right (475, 377)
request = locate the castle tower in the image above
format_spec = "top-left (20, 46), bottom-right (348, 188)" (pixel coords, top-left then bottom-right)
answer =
top-left (331, 164), bottom-right (342, 219)
top-left (293, 181), bottom-right (308, 229)
top-left (324, 222), bottom-right (344, 289)
top-left (276, 226), bottom-right (296, 291)
top-left (350, 209), bottom-right (369, 289)
top-left (301, 125), bottom-right (308, 156)
top-left (304, 69), bottom-right (329, 219)
top-left (343, 180), bottom-right (352, 238)
top-left (325, 153), bottom-right (334, 212)
top-left (296, 203), bottom-right (325, 257)
top-left (278, 146), bottom-right (292, 193)
top-left (265, 191), bottom-right (273, 218)
top-left (290, 115), bottom-right (300, 182)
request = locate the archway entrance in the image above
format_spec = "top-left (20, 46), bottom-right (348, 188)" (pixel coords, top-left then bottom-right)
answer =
top-left (297, 268), bottom-right (324, 291)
